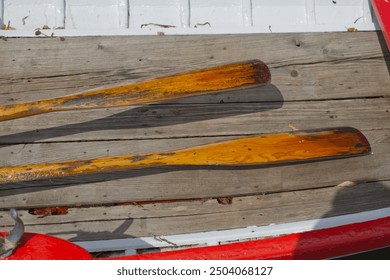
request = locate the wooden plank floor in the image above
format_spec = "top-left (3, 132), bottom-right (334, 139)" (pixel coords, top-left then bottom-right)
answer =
top-left (0, 31), bottom-right (389, 243)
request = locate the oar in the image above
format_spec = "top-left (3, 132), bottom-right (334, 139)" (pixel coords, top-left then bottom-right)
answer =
top-left (0, 60), bottom-right (270, 122)
top-left (0, 127), bottom-right (370, 184)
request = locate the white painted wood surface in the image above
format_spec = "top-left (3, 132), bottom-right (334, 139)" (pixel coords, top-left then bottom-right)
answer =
top-left (0, 0), bottom-right (380, 36)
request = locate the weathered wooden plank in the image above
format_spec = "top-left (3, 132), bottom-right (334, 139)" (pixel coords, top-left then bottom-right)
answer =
top-left (0, 32), bottom-right (388, 104)
top-left (1, 180), bottom-right (389, 241)
top-left (0, 129), bottom-right (388, 208)
top-left (0, 98), bottom-right (388, 143)
top-left (272, 59), bottom-right (390, 100)
top-left (0, 32), bottom-right (386, 78)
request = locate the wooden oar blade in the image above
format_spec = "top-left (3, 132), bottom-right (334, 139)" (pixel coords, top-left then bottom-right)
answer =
top-left (0, 60), bottom-right (270, 122)
top-left (57, 59), bottom-right (271, 109)
top-left (167, 127), bottom-right (371, 166)
top-left (0, 127), bottom-right (370, 184)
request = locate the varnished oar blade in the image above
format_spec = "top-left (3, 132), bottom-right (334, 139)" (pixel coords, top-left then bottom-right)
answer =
top-left (0, 60), bottom-right (270, 122)
top-left (0, 127), bottom-right (370, 184)
top-left (169, 127), bottom-right (371, 166)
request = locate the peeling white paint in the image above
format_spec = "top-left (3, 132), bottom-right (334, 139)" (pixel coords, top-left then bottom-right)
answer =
top-left (0, 0), bottom-right (379, 36)
top-left (190, 0), bottom-right (244, 28)
top-left (130, 0), bottom-right (183, 29)
top-left (3, 0), bottom-right (64, 30)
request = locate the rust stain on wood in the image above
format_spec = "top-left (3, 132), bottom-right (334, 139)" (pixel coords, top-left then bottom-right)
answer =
top-left (28, 207), bottom-right (69, 218)
top-left (0, 127), bottom-right (370, 184)
top-left (217, 197), bottom-right (233, 205)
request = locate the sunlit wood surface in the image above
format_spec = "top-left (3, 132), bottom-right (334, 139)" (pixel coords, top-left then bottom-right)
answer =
top-left (0, 32), bottom-right (389, 247)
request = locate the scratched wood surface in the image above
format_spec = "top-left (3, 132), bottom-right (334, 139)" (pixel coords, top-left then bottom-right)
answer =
top-left (0, 31), bottom-right (389, 245)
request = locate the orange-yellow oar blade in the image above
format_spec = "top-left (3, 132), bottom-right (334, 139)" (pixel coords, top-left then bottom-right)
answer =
top-left (168, 127), bottom-right (370, 165)
top-left (0, 60), bottom-right (270, 122)
top-left (0, 127), bottom-right (370, 184)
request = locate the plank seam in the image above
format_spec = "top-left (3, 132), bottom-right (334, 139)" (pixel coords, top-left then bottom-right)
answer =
top-left (271, 54), bottom-right (389, 69)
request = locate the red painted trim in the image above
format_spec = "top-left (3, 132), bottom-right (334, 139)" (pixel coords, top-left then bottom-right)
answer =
top-left (371, 0), bottom-right (390, 49)
top-left (108, 217), bottom-right (390, 260)
top-left (2, 217), bottom-right (390, 260)
top-left (0, 232), bottom-right (92, 260)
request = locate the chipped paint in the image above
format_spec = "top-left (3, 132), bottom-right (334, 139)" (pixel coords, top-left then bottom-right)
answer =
top-left (0, 0), bottom-right (379, 36)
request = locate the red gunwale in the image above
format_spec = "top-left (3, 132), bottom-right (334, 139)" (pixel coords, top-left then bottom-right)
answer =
top-left (108, 217), bottom-right (390, 260)
top-left (371, 0), bottom-right (390, 49)
top-left (2, 216), bottom-right (390, 260)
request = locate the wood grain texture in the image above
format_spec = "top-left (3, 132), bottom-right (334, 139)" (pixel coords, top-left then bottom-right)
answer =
top-left (0, 32), bottom-right (388, 105)
top-left (0, 32), bottom-right (389, 244)
top-left (0, 127), bottom-right (371, 184)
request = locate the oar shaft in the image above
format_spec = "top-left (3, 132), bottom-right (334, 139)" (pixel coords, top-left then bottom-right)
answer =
top-left (0, 128), bottom-right (370, 184)
top-left (0, 60), bottom-right (270, 122)
top-left (0, 156), bottom-right (162, 184)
